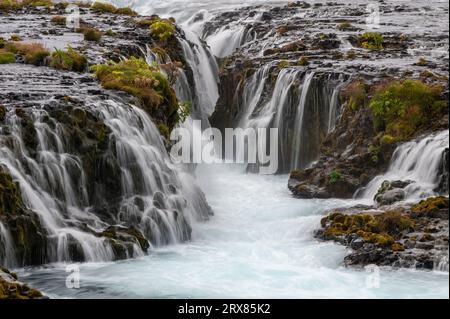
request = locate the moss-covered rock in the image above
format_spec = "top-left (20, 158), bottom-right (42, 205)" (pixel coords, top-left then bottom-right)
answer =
top-left (0, 268), bottom-right (44, 299)
top-left (92, 57), bottom-right (180, 132)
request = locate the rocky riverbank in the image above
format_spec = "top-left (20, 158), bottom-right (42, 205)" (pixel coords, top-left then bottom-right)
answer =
top-left (0, 267), bottom-right (45, 299)
top-left (316, 195), bottom-right (449, 270)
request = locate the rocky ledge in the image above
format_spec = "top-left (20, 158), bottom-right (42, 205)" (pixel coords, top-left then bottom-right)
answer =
top-left (0, 267), bottom-right (46, 299)
top-left (316, 195), bottom-right (449, 270)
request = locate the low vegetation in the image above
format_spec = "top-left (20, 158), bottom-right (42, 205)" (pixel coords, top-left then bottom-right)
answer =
top-left (50, 15), bottom-right (66, 25)
top-left (0, 50), bottom-right (15, 64)
top-left (77, 27), bottom-right (102, 42)
top-left (91, 1), bottom-right (137, 16)
top-left (359, 32), bottom-right (384, 50)
top-left (5, 42), bottom-right (50, 65)
top-left (50, 46), bottom-right (87, 72)
top-left (369, 79), bottom-right (447, 140)
top-left (150, 19), bottom-right (176, 41)
top-left (91, 57), bottom-right (180, 130)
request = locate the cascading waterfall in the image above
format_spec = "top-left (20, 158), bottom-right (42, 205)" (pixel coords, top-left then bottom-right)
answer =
top-left (358, 130), bottom-right (449, 200)
top-left (0, 222), bottom-right (16, 268)
top-left (235, 66), bottom-right (346, 173)
top-left (0, 94), bottom-right (212, 267)
top-left (178, 31), bottom-right (219, 118)
top-left (291, 71), bottom-right (315, 170)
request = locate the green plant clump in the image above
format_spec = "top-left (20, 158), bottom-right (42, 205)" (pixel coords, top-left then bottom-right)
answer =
top-left (329, 170), bottom-right (341, 184)
top-left (369, 79), bottom-right (448, 140)
top-left (0, 50), bottom-right (15, 64)
top-left (150, 19), bottom-right (176, 41)
top-left (50, 46), bottom-right (87, 72)
top-left (359, 32), bottom-right (384, 50)
top-left (91, 2), bottom-right (137, 16)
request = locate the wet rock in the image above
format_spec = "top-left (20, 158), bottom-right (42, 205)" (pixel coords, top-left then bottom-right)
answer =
top-left (0, 268), bottom-right (46, 299)
top-left (315, 198), bottom-right (449, 270)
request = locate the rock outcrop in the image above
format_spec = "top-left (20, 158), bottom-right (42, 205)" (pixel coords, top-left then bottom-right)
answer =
top-left (316, 196), bottom-right (449, 270)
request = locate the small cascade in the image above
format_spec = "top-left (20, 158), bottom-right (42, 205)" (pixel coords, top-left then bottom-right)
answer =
top-left (291, 72), bottom-right (315, 170)
top-left (0, 222), bottom-right (16, 268)
top-left (179, 31), bottom-right (220, 119)
top-left (234, 66), bottom-right (347, 173)
top-left (0, 88), bottom-right (212, 267)
top-left (358, 130), bottom-right (450, 200)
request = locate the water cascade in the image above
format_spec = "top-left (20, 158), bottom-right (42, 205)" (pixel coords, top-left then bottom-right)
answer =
top-left (358, 130), bottom-right (449, 200)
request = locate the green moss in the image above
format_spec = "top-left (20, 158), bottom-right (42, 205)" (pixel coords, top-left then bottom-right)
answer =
top-left (50, 46), bottom-right (87, 72)
top-left (380, 134), bottom-right (396, 145)
top-left (359, 32), bottom-right (384, 50)
top-left (329, 170), bottom-right (341, 184)
top-left (0, 50), bottom-right (15, 64)
top-left (411, 196), bottom-right (449, 214)
top-left (0, 168), bottom-right (23, 217)
top-left (277, 60), bottom-right (291, 70)
top-left (369, 79), bottom-right (448, 140)
top-left (150, 19), bottom-right (176, 41)
top-left (321, 210), bottom-right (415, 247)
top-left (91, 57), bottom-right (180, 130)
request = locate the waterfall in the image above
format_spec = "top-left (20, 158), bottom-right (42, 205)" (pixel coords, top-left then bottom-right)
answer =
top-left (291, 72), bottom-right (315, 170)
top-left (358, 130), bottom-right (449, 200)
top-left (0, 93), bottom-right (212, 267)
top-left (234, 66), bottom-right (346, 173)
top-left (179, 31), bottom-right (219, 118)
top-left (0, 222), bottom-right (16, 268)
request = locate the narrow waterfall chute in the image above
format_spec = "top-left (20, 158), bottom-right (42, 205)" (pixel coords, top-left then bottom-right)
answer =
top-left (358, 130), bottom-right (449, 200)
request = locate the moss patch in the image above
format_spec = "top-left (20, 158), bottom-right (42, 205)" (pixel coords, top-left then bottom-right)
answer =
top-left (0, 50), bottom-right (15, 64)
top-left (91, 57), bottom-right (180, 131)
top-left (411, 196), bottom-right (449, 214)
top-left (321, 210), bottom-right (415, 248)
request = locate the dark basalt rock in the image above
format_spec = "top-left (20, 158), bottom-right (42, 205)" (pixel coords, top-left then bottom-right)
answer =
top-left (315, 198), bottom-right (449, 270)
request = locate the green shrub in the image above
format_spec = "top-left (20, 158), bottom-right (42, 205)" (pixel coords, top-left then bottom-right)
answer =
top-left (359, 32), bottom-right (383, 50)
top-left (0, 50), bottom-right (15, 64)
top-left (150, 19), bottom-right (176, 41)
top-left (50, 46), bottom-right (87, 72)
top-left (329, 170), bottom-right (341, 184)
top-left (178, 101), bottom-right (191, 123)
top-left (369, 79), bottom-right (447, 139)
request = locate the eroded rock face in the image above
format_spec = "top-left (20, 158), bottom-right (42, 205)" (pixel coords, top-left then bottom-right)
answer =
top-left (315, 197), bottom-right (449, 270)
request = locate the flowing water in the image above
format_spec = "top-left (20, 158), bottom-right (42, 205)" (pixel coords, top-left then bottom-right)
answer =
top-left (2, 0), bottom-right (449, 298)
top-left (16, 165), bottom-right (450, 298)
